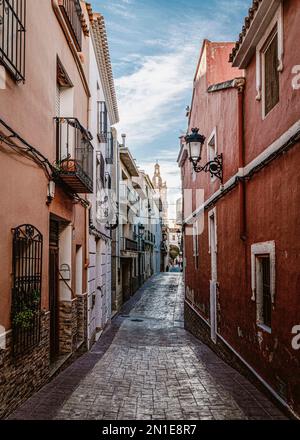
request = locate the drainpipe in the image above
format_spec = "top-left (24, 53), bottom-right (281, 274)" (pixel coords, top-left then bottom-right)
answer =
top-left (235, 78), bottom-right (246, 241)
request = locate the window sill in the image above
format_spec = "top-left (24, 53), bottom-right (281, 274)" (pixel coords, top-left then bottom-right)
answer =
top-left (257, 323), bottom-right (272, 334)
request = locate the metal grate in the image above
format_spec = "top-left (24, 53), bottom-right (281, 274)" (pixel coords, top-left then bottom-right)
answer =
top-left (11, 224), bottom-right (43, 357)
top-left (0, 0), bottom-right (26, 81)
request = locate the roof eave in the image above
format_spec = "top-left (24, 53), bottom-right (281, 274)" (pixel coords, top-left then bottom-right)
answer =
top-left (87, 5), bottom-right (120, 125)
top-left (230, 0), bottom-right (281, 68)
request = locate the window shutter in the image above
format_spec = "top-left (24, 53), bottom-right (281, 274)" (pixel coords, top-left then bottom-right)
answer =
top-left (264, 32), bottom-right (279, 115)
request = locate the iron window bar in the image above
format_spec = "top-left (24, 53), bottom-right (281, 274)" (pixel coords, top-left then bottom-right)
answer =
top-left (0, 0), bottom-right (26, 81)
top-left (11, 224), bottom-right (43, 357)
top-left (59, 0), bottom-right (82, 51)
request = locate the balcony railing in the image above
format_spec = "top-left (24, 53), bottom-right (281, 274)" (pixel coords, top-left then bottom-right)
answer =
top-left (0, 0), bottom-right (26, 81)
top-left (55, 117), bottom-right (94, 193)
top-left (122, 237), bottom-right (138, 252)
top-left (59, 0), bottom-right (82, 51)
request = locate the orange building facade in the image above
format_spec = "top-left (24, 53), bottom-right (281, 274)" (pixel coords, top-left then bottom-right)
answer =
top-left (0, 0), bottom-right (101, 417)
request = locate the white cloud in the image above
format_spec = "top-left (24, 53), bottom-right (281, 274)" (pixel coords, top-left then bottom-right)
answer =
top-left (109, 1), bottom-right (248, 218)
top-left (115, 43), bottom-right (195, 146)
top-left (113, 9), bottom-right (242, 148)
top-left (103, 0), bottom-right (135, 19)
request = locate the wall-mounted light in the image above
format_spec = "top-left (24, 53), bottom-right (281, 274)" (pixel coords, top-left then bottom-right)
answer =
top-left (185, 128), bottom-right (223, 182)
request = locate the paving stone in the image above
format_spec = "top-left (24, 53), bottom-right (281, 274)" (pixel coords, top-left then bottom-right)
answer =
top-left (8, 274), bottom-right (288, 421)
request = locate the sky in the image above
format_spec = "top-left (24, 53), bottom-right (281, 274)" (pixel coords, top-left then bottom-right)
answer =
top-left (91, 0), bottom-right (249, 222)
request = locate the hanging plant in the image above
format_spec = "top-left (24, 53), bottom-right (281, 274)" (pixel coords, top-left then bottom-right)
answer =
top-left (31, 289), bottom-right (41, 305)
top-left (13, 309), bottom-right (35, 330)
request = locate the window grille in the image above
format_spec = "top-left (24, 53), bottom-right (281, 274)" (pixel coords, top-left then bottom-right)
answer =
top-left (0, 0), bottom-right (26, 81)
top-left (11, 224), bottom-right (43, 356)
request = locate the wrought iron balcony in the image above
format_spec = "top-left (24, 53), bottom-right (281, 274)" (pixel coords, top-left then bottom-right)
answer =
top-left (59, 0), bottom-right (82, 51)
top-left (55, 117), bottom-right (94, 194)
top-left (0, 0), bottom-right (26, 81)
top-left (122, 237), bottom-right (138, 252)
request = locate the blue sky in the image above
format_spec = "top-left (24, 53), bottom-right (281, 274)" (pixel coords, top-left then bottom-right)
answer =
top-left (91, 0), bottom-right (249, 221)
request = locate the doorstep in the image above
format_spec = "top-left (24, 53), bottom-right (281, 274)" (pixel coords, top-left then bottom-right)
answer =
top-left (49, 353), bottom-right (73, 378)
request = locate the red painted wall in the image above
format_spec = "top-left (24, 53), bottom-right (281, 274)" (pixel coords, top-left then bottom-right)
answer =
top-left (181, 2), bottom-right (300, 415)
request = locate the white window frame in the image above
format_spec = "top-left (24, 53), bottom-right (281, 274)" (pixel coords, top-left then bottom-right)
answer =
top-left (207, 128), bottom-right (217, 182)
top-left (208, 208), bottom-right (217, 255)
top-left (255, 3), bottom-right (284, 117)
top-left (251, 241), bottom-right (275, 332)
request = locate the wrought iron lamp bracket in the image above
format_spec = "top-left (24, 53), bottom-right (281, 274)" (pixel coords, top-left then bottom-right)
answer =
top-left (191, 153), bottom-right (223, 182)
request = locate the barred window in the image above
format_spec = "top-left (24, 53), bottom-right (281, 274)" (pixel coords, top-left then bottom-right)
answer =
top-left (0, 0), bottom-right (26, 81)
top-left (11, 224), bottom-right (43, 356)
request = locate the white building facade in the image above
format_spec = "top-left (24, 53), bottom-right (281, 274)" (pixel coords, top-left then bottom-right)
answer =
top-left (87, 10), bottom-right (119, 348)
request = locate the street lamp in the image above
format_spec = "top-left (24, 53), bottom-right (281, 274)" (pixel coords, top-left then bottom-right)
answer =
top-left (137, 224), bottom-right (145, 239)
top-left (185, 128), bottom-right (223, 182)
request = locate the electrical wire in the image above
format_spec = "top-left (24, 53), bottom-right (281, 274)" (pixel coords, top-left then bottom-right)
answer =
top-left (0, 120), bottom-right (89, 208)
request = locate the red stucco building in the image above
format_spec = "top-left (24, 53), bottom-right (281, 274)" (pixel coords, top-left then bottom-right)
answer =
top-left (178, 0), bottom-right (300, 417)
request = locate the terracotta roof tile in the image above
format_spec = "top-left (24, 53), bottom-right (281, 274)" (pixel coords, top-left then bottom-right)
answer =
top-left (229, 0), bottom-right (263, 63)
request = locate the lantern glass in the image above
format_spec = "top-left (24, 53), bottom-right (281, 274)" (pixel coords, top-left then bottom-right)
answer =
top-left (189, 141), bottom-right (202, 162)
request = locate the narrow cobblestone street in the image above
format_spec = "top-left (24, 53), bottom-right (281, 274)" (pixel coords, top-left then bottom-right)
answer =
top-left (9, 274), bottom-right (287, 421)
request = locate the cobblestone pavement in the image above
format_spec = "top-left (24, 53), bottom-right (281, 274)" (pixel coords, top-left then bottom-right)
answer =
top-left (10, 273), bottom-right (287, 420)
